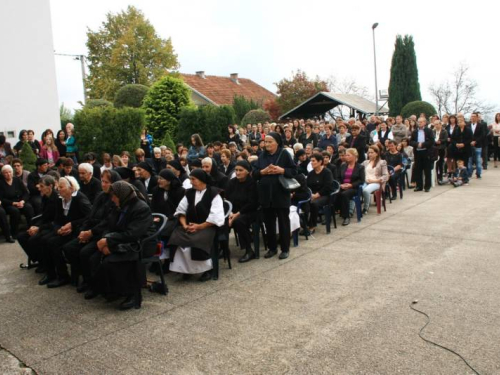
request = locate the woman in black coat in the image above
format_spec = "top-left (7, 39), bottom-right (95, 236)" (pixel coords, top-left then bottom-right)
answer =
top-left (337, 148), bottom-right (365, 226)
top-left (61, 170), bottom-right (122, 294)
top-left (0, 165), bottom-right (34, 237)
top-left (17, 175), bottom-right (59, 266)
top-left (151, 169), bottom-right (185, 238)
top-left (91, 181), bottom-right (155, 310)
top-left (37, 176), bottom-right (92, 288)
top-left (253, 133), bottom-right (297, 259)
top-left (202, 157), bottom-right (229, 192)
top-left (452, 118), bottom-right (473, 165)
top-left (306, 153), bottom-right (334, 232)
top-left (300, 123), bottom-right (318, 148)
top-left (226, 160), bottom-right (258, 263)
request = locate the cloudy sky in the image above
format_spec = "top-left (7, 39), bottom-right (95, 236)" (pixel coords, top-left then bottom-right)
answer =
top-left (51, 0), bottom-right (498, 118)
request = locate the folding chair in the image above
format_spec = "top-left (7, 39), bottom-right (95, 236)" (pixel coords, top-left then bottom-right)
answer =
top-left (211, 199), bottom-right (233, 281)
top-left (141, 213), bottom-right (168, 295)
top-left (351, 186), bottom-right (363, 222)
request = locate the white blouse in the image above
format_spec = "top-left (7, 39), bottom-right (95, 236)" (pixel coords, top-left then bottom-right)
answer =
top-left (174, 189), bottom-right (225, 227)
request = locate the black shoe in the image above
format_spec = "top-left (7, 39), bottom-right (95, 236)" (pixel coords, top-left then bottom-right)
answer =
top-left (424, 188), bottom-right (430, 192)
top-left (264, 250), bottom-right (277, 259)
top-left (119, 293), bottom-right (142, 310)
top-left (11, 234), bottom-right (17, 240)
top-left (35, 266), bottom-right (46, 274)
top-left (342, 218), bottom-right (350, 226)
top-left (5, 237), bottom-right (15, 243)
top-left (414, 188), bottom-right (423, 192)
top-left (77, 283), bottom-right (89, 293)
top-left (199, 270), bottom-right (213, 282)
top-left (38, 275), bottom-right (55, 285)
top-left (84, 290), bottom-right (99, 300)
top-left (279, 251), bottom-right (289, 260)
top-left (391, 194), bottom-right (397, 200)
top-left (47, 277), bottom-right (71, 288)
top-left (238, 250), bottom-right (255, 263)
top-left (299, 229), bottom-right (310, 236)
top-left (362, 209), bottom-right (368, 215)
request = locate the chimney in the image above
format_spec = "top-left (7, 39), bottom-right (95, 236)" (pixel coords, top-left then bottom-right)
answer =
top-left (196, 71), bottom-right (206, 79)
top-left (230, 73), bottom-right (239, 84)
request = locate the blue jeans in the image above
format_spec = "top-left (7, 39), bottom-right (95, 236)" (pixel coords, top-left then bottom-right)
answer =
top-left (362, 182), bottom-right (381, 210)
top-left (468, 147), bottom-right (482, 177)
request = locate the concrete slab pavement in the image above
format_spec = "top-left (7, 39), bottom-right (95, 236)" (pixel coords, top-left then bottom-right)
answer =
top-left (1, 170), bottom-right (500, 374)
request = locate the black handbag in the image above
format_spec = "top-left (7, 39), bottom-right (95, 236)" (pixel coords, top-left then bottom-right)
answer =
top-left (276, 149), bottom-right (300, 191)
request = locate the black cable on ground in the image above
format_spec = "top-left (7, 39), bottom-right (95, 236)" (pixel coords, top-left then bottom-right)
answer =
top-left (409, 301), bottom-right (481, 375)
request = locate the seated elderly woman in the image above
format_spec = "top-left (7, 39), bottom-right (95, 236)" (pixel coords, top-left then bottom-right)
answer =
top-left (385, 140), bottom-right (403, 200)
top-left (136, 161), bottom-right (158, 194)
top-left (306, 153), bottom-right (334, 233)
top-left (201, 157), bottom-right (229, 191)
top-left (17, 175), bottom-right (59, 267)
top-left (225, 160), bottom-right (258, 263)
top-left (78, 162), bottom-right (102, 204)
top-left (337, 148), bottom-right (365, 226)
top-left (0, 164), bottom-right (34, 238)
top-left (152, 147), bottom-right (167, 175)
top-left (167, 169), bottom-right (225, 282)
top-left (361, 145), bottom-right (389, 214)
top-left (38, 176), bottom-right (92, 288)
top-left (88, 181), bottom-right (155, 310)
top-left (61, 170), bottom-right (122, 294)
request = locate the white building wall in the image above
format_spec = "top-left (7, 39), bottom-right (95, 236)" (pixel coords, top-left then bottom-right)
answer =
top-left (0, 0), bottom-right (60, 144)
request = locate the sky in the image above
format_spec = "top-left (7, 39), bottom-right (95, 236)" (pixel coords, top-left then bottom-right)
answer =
top-left (50, 0), bottom-right (498, 119)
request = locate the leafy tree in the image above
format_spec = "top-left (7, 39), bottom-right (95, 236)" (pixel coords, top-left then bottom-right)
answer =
top-left (60, 103), bottom-right (73, 129)
top-left (232, 95), bottom-right (261, 123)
top-left (263, 98), bottom-right (281, 121)
top-left (19, 142), bottom-right (37, 172)
top-left (176, 105), bottom-right (236, 145)
top-left (401, 101), bottom-right (436, 119)
top-left (143, 75), bottom-right (191, 141)
top-left (388, 35), bottom-right (422, 116)
top-left (114, 84), bottom-right (149, 108)
top-left (73, 106), bottom-right (144, 157)
top-left (86, 6), bottom-right (179, 100)
top-left (240, 109), bottom-right (271, 126)
top-left (275, 70), bottom-right (328, 114)
top-left (160, 132), bottom-right (176, 150)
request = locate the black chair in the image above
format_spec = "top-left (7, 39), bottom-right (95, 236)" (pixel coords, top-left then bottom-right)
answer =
top-left (293, 188), bottom-right (312, 247)
top-left (324, 180), bottom-right (341, 233)
top-left (211, 200), bottom-right (233, 281)
top-left (19, 214), bottom-right (42, 270)
top-left (350, 186), bottom-right (363, 222)
top-left (141, 213), bottom-right (168, 295)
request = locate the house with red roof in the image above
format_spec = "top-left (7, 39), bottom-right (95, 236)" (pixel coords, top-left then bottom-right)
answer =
top-left (179, 71), bottom-right (276, 106)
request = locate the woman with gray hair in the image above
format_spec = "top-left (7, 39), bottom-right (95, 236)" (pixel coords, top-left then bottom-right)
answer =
top-left (0, 164), bottom-right (33, 238)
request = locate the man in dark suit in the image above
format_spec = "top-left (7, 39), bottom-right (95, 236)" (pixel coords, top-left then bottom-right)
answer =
top-left (467, 113), bottom-right (485, 179)
top-left (410, 117), bottom-right (435, 192)
top-left (348, 124), bottom-right (366, 163)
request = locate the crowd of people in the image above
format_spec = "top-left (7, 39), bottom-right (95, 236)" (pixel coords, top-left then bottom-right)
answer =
top-left (2, 111), bottom-right (499, 310)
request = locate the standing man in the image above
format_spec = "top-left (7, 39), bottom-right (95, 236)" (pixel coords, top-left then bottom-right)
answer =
top-left (467, 113), bottom-right (485, 179)
top-left (410, 118), bottom-right (434, 192)
top-left (477, 112), bottom-right (489, 170)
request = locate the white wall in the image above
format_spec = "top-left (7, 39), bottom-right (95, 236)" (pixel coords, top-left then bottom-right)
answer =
top-left (0, 0), bottom-right (60, 144)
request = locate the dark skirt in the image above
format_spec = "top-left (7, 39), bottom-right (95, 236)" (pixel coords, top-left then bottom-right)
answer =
top-left (168, 226), bottom-right (216, 261)
top-left (92, 256), bottom-right (143, 296)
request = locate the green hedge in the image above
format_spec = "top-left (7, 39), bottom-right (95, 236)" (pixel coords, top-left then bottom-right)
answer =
top-left (176, 105), bottom-right (236, 145)
top-left (401, 101), bottom-right (436, 119)
top-left (114, 84), bottom-right (149, 108)
top-left (73, 106), bottom-right (144, 157)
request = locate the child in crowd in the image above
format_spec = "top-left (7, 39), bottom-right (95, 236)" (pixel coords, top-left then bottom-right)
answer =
top-left (452, 159), bottom-right (469, 187)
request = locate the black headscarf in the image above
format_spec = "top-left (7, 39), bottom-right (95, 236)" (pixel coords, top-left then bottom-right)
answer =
top-left (159, 168), bottom-right (182, 190)
top-left (266, 132), bottom-right (283, 147)
top-left (137, 161), bottom-right (154, 175)
top-left (189, 169), bottom-right (209, 184)
top-left (110, 181), bottom-right (137, 207)
top-left (236, 160), bottom-right (251, 172)
top-left (114, 167), bottom-right (135, 181)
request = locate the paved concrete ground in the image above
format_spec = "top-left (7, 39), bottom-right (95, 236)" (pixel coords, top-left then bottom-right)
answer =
top-left (1, 170), bottom-right (500, 374)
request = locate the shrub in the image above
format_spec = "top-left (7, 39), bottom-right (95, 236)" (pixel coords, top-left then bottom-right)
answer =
top-left (84, 99), bottom-right (113, 109)
top-left (240, 109), bottom-right (271, 126)
top-left (176, 105), bottom-right (236, 145)
top-left (114, 84), bottom-right (149, 108)
top-left (232, 95), bottom-right (261, 123)
top-left (160, 132), bottom-right (176, 150)
top-left (19, 142), bottom-right (37, 172)
top-left (143, 75), bottom-right (191, 141)
top-left (73, 106), bottom-right (144, 157)
top-left (400, 101), bottom-right (437, 119)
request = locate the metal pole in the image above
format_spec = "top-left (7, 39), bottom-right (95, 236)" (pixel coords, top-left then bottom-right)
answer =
top-left (79, 55), bottom-right (87, 104)
top-left (372, 23), bottom-right (379, 116)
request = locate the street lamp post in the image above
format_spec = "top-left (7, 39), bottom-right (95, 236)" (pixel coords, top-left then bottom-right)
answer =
top-left (54, 52), bottom-right (87, 104)
top-left (372, 22), bottom-right (379, 116)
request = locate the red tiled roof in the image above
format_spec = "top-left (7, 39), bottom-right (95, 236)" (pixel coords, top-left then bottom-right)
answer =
top-left (179, 73), bottom-right (276, 106)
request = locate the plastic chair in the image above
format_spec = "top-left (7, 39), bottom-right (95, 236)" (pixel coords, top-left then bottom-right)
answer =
top-left (350, 186), bottom-right (363, 222)
top-left (211, 199), bottom-right (233, 281)
top-left (19, 214), bottom-right (42, 270)
top-left (141, 213), bottom-right (168, 295)
top-left (386, 166), bottom-right (395, 204)
top-left (293, 188), bottom-right (312, 247)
